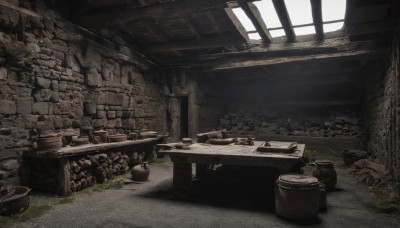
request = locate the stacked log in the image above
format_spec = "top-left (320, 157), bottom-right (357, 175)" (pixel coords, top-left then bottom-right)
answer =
top-left (219, 111), bottom-right (362, 137)
top-left (69, 152), bottom-right (130, 192)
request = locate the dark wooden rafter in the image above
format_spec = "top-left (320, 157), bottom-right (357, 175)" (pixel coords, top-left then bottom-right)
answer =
top-left (206, 12), bottom-right (223, 36)
top-left (271, 0), bottom-right (295, 42)
top-left (140, 19), bottom-right (183, 56)
top-left (225, 8), bottom-right (249, 41)
top-left (183, 17), bottom-right (201, 39)
top-left (143, 34), bottom-right (243, 53)
top-left (310, 0), bottom-right (324, 40)
top-left (237, 0), bottom-right (272, 45)
top-left (80, 0), bottom-right (230, 27)
top-left (153, 38), bottom-right (388, 68)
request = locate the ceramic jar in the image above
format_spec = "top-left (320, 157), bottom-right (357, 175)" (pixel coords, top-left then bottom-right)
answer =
top-left (312, 160), bottom-right (337, 191)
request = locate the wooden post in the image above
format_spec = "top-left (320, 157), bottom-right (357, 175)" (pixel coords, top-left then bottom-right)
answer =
top-left (58, 158), bottom-right (71, 196)
top-left (172, 159), bottom-right (192, 192)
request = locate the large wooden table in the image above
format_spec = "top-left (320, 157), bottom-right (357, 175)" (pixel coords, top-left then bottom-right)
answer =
top-left (158, 141), bottom-right (305, 192)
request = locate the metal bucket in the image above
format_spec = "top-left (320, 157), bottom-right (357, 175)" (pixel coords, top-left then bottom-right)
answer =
top-left (275, 174), bottom-right (320, 219)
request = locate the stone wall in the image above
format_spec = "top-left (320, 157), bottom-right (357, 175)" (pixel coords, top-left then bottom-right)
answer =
top-left (0, 3), bottom-right (166, 160)
top-left (364, 28), bottom-right (400, 191)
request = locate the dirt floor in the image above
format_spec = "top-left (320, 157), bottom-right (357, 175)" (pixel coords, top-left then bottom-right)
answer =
top-left (1, 153), bottom-right (399, 228)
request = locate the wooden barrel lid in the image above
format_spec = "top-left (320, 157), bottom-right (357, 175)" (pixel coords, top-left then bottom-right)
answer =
top-left (277, 174), bottom-right (319, 189)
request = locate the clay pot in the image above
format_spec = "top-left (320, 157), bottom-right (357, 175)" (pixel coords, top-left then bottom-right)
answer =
top-left (312, 160), bottom-right (337, 191)
top-left (131, 162), bottom-right (150, 181)
top-left (109, 134), bottom-right (127, 142)
top-left (37, 134), bottom-right (62, 151)
top-left (72, 137), bottom-right (89, 146)
top-left (93, 130), bottom-right (110, 143)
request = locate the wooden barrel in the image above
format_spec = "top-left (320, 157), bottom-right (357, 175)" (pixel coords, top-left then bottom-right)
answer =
top-left (312, 160), bottom-right (337, 191)
top-left (37, 135), bottom-right (62, 151)
top-left (275, 174), bottom-right (320, 219)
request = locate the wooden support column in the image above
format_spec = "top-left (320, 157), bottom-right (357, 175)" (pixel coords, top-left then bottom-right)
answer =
top-left (310, 0), bottom-right (324, 40)
top-left (238, 0), bottom-right (272, 45)
top-left (172, 158), bottom-right (192, 192)
top-left (272, 0), bottom-right (295, 42)
top-left (57, 158), bottom-right (71, 196)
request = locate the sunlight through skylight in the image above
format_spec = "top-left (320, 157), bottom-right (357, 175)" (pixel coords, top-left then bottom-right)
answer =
top-left (322, 0), bottom-right (346, 22)
top-left (230, 0), bottom-right (346, 41)
top-left (254, 0), bottom-right (282, 29)
top-left (284, 0), bottom-right (313, 26)
top-left (324, 22), bottom-right (344, 32)
top-left (232, 7), bottom-right (255, 31)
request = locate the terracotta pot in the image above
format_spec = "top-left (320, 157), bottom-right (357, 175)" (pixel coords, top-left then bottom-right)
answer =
top-left (312, 160), bottom-right (337, 191)
top-left (37, 135), bottom-right (62, 151)
top-left (94, 130), bottom-right (110, 143)
top-left (72, 137), bottom-right (89, 146)
top-left (109, 134), bottom-right (127, 142)
top-left (131, 162), bottom-right (150, 181)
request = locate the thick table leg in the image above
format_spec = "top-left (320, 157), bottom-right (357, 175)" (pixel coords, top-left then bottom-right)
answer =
top-left (58, 158), bottom-right (71, 196)
top-left (173, 161), bottom-right (192, 192)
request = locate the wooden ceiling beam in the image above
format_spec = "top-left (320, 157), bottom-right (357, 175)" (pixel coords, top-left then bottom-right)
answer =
top-left (310, 0), bottom-right (324, 40)
top-left (183, 17), bottom-right (202, 39)
top-left (271, 0), bottom-right (295, 42)
top-left (237, 0), bottom-right (272, 45)
top-left (142, 34), bottom-right (243, 53)
top-left (155, 38), bottom-right (387, 65)
top-left (209, 49), bottom-right (384, 71)
top-left (80, 0), bottom-right (230, 28)
top-left (225, 8), bottom-right (250, 41)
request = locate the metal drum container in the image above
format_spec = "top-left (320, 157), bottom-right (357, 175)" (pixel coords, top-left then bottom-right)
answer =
top-left (275, 174), bottom-right (320, 219)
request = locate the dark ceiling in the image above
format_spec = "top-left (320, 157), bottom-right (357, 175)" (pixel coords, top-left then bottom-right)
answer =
top-left (57, 0), bottom-right (398, 75)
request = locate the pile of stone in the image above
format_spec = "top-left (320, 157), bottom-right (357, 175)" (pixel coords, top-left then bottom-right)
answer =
top-left (0, 158), bottom-right (19, 186)
top-left (350, 159), bottom-right (387, 186)
top-left (219, 111), bottom-right (362, 137)
top-left (69, 152), bottom-right (129, 192)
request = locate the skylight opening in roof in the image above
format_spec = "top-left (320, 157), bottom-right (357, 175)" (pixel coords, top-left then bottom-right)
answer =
top-left (269, 29), bottom-right (286, 38)
top-left (284, 0), bottom-right (313, 26)
top-left (232, 7), bottom-right (255, 31)
top-left (248, 33), bottom-right (262, 40)
top-left (254, 0), bottom-right (282, 28)
top-left (324, 22), bottom-right (344, 32)
top-left (294, 26), bottom-right (316, 36)
top-left (322, 0), bottom-right (346, 22)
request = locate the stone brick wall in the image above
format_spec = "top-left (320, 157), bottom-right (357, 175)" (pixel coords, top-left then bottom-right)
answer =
top-left (364, 29), bottom-right (400, 191)
top-left (0, 3), bottom-right (166, 160)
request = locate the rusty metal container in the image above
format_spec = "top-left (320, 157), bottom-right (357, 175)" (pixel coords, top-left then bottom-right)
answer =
top-left (312, 160), bottom-right (337, 191)
top-left (275, 174), bottom-right (320, 219)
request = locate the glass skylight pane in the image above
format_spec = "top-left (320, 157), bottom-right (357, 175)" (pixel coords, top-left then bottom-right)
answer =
top-left (285, 0), bottom-right (313, 26)
top-left (294, 26), bottom-right (316, 36)
top-left (270, 29), bottom-right (286, 38)
top-left (254, 0), bottom-right (282, 28)
top-left (323, 22), bottom-right (344, 32)
top-left (249, 33), bottom-right (262, 40)
top-left (232, 8), bottom-right (255, 31)
top-left (322, 0), bottom-right (346, 22)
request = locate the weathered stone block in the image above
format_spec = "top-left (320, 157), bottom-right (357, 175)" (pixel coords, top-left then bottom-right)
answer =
top-left (16, 97), bottom-right (33, 114)
top-left (107, 111), bottom-right (116, 119)
top-left (0, 67), bottom-right (7, 80)
top-left (116, 110), bottom-right (123, 118)
top-left (97, 111), bottom-right (106, 119)
top-left (106, 93), bottom-right (123, 106)
top-left (33, 89), bottom-right (52, 102)
top-left (0, 5), bottom-right (20, 28)
top-left (0, 100), bottom-right (16, 114)
top-left (32, 102), bottom-right (49, 115)
top-left (84, 102), bottom-right (97, 115)
top-left (36, 77), bottom-right (51, 89)
top-left (85, 68), bottom-right (101, 87)
top-left (59, 81), bottom-right (67, 91)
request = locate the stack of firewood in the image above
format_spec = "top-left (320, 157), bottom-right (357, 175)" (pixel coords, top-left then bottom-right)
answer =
top-left (350, 159), bottom-right (387, 186)
top-left (69, 152), bottom-right (130, 192)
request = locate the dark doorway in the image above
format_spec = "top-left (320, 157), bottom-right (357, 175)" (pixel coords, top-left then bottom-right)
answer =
top-left (180, 96), bottom-right (189, 138)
